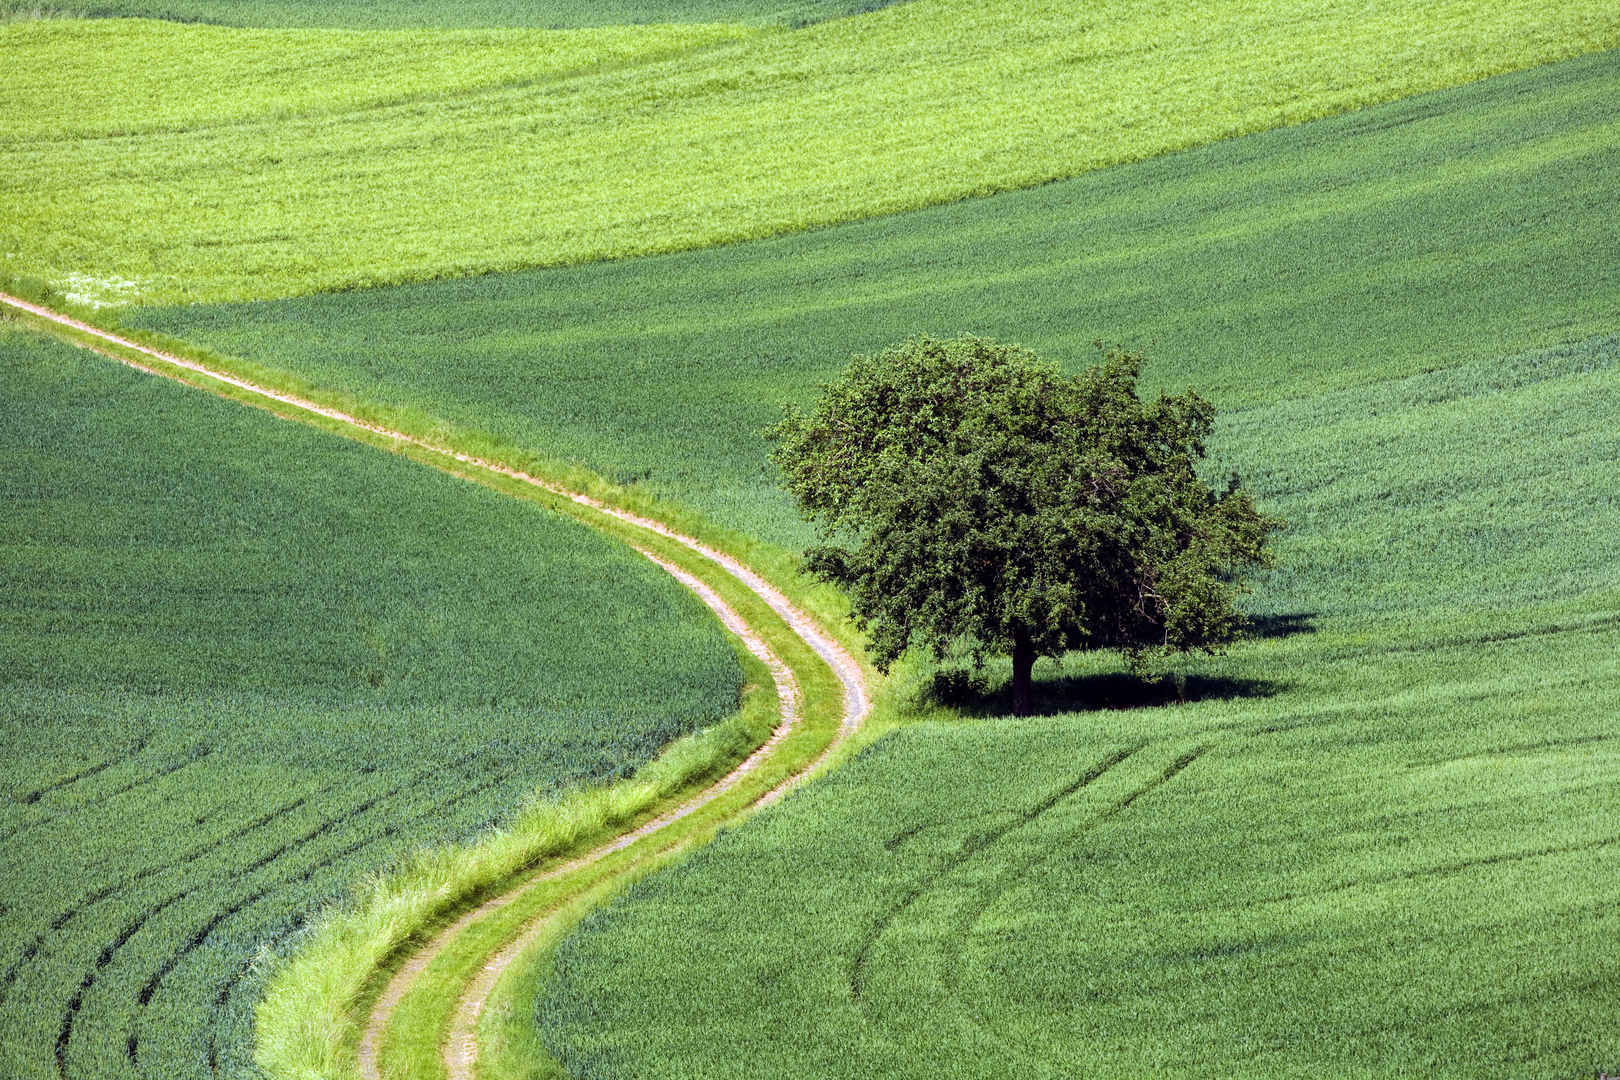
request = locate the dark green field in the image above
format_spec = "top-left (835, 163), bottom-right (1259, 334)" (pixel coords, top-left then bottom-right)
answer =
top-left (0, 326), bottom-right (741, 1080)
top-left (534, 326), bottom-right (1620, 1076)
top-left (132, 48), bottom-right (1620, 548)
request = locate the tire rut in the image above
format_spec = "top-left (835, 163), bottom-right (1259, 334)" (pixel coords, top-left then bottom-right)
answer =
top-left (1, 292), bottom-right (872, 1080)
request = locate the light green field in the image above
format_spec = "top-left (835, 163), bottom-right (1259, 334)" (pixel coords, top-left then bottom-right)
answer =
top-left (5, 1), bottom-right (1618, 303)
top-left (0, 0), bottom-right (882, 28)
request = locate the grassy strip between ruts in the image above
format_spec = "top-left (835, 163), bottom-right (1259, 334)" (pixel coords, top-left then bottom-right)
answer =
top-left (470, 641), bottom-right (962, 1080)
top-left (0, 288), bottom-right (885, 1080)
top-left (362, 448), bottom-right (853, 1080)
top-left (369, 565), bottom-right (845, 1080)
top-left (6, 2), bottom-right (1618, 304)
top-left (476, 865), bottom-right (640, 1080)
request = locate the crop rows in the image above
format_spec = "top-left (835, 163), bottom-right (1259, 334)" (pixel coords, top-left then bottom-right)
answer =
top-left (134, 48), bottom-right (1620, 550)
top-left (540, 620), bottom-right (1620, 1077)
top-left (0, 329), bottom-right (743, 1080)
top-left (6, 1), bottom-right (1617, 303)
top-left (512, 51), bottom-right (1620, 1078)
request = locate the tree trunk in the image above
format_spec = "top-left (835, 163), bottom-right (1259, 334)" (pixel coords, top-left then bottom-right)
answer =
top-left (1011, 625), bottom-right (1036, 717)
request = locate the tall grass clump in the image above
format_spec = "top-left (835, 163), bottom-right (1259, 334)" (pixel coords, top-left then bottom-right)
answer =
top-left (255, 657), bottom-right (776, 1080)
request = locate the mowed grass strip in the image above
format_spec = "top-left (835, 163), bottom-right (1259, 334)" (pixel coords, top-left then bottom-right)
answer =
top-left (6, 0), bottom-right (1618, 303)
top-left (136, 49), bottom-right (1620, 548)
top-left (0, 325), bottom-right (742, 1080)
top-left (0, 0), bottom-right (881, 29)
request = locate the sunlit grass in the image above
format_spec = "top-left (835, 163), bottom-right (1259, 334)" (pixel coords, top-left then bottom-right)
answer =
top-left (5, 0), bottom-right (1616, 303)
top-left (134, 50), bottom-right (1620, 549)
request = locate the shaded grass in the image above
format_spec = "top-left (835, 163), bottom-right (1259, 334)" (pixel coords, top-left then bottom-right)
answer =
top-left (134, 49), bottom-right (1620, 548)
top-left (0, 324), bottom-right (742, 1080)
top-left (7, 2), bottom-right (1617, 302)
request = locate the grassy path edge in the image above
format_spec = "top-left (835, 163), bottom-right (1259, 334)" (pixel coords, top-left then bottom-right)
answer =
top-left (364, 543), bottom-right (805, 1080)
top-left (0, 289), bottom-right (877, 1080)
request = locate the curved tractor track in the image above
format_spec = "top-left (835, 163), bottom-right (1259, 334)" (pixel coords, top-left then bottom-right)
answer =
top-left (1, 292), bottom-right (871, 1080)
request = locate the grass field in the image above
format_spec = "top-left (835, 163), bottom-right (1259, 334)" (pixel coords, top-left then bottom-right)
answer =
top-left (134, 49), bottom-right (1620, 549)
top-left (539, 604), bottom-right (1620, 1077)
top-left (0, 325), bottom-right (742, 1080)
top-left (6, 2), bottom-right (1617, 303)
top-left (0, 0), bottom-right (886, 29)
top-left (526, 249), bottom-right (1620, 1075)
top-left (458, 54), bottom-right (1620, 1078)
top-left (8, 4), bottom-right (1620, 1077)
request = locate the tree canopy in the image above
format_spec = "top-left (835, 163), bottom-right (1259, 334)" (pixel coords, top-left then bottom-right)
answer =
top-left (769, 335), bottom-right (1279, 715)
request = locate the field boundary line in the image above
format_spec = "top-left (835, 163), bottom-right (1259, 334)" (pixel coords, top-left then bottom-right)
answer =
top-left (1, 290), bottom-right (871, 1080)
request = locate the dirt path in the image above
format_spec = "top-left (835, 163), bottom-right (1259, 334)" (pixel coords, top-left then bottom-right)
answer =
top-left (373, 547), bottom-right (805, 1080)
top-left (1, 291), bottom-right (872, 1080)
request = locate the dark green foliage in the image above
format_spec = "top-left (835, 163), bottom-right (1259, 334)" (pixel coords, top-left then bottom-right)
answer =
top-left (770, 337), bottom-right (1276, 712)
top-left (0, 329), bottom-right (740, 1080)
top-left (132, 49), bottom-right (1620, 549)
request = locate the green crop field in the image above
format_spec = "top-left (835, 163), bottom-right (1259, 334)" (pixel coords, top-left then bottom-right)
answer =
top-left (8, 0), bottom-right (1620, 1075)
top-left (0, 325), bottom-right (741, 1080)
top-left (526, 210), bottom-right (1620, 1077)
top-left (5, 1), bottom-right (1617, 303)
top-left (116, 47), bottom-right (1620, 1076)
top-left (363, 52), bottom-right (1620, 1078)
top-left (0, 0), bottom-right (881, 28)
top-left (540, 597), bottom-right (1620, 1076)
top-left (134, 49), bottom-right (1620, 549)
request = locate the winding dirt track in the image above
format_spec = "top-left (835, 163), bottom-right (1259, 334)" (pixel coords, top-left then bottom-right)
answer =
top-left (1, 291), bottom-right (872, 1080)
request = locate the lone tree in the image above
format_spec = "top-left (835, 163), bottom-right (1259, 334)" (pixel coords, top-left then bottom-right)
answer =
top-left (769, 335), bottom-right (1279, 716)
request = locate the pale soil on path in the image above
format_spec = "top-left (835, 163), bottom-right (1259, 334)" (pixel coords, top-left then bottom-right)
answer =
top-left (1, 291), bottom-right (872, 1080)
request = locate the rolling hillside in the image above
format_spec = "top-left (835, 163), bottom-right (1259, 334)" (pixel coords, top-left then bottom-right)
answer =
top-left (4, 3), bottom-right (1617, 1078)
top-left (4, 1), bottom-right (1615, 302)
top-left (0, 324), bottom-right (742, 1080)
top-left (136, 49), bottom-right (1620, 547)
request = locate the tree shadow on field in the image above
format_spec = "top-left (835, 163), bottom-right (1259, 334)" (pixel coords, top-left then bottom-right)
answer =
top-left (1244, 612), bottom-right (1318, 640)
top-left (926, 668), bottom-right (1284, 719)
